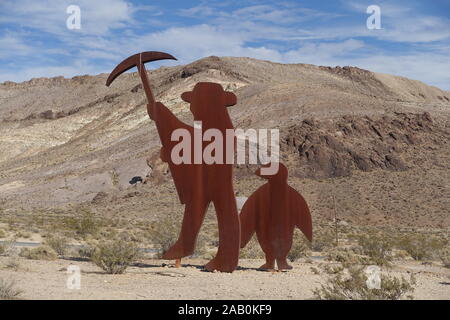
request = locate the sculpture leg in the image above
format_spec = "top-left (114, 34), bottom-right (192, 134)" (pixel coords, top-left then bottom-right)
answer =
top-left (205, 190), bottom-right (240, 272)
top-left (162, 200), bottom-right (208, 260)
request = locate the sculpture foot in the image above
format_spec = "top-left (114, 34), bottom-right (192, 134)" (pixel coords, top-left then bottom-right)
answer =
top-left (204, 257), bottom-right (235, 273)
top-left (162, 241), bottom-right (188, 260)
top-left (204, 257), bottom-right (219, 272)
top-left (258, 262), bottom-right (276, 271)
top-left (276, 259), bottom-right (293, 270)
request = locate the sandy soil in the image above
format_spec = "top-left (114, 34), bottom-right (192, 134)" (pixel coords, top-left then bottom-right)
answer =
top-left (1, 256), bottom-right (449, 300)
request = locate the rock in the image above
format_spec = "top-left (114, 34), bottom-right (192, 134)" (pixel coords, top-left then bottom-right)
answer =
top-left (40, 110), bottom-right (55, 120)
top-left (281, 112), bottom-right (434, 178)
top-left (91, 191), bottom-right (108, 204)
top-left (338, 220), bottom-right (349, 227)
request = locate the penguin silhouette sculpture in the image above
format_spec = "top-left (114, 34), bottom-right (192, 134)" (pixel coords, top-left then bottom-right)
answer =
top-left (240, 163), bottom-right (313, 270)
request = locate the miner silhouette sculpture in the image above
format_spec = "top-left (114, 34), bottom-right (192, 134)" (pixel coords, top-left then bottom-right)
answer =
top-left (106, 52), bottom-right (240, 272)
top-left (240, 163), bottom-right (313, 270)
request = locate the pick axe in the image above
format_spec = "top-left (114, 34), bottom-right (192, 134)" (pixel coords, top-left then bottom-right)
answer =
top-left (106, 51), bottom-right (177, 113)
top-left (106, 51), bottom-right (181, 268)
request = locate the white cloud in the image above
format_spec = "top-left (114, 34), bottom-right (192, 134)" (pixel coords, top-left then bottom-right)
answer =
top-left (1, 1), bottom-right (449, 90)
top-left (343, 1), bottom-right (450, 43)
top-left (0, 34), bottom-right (33, 58)
top-left (0, 0), bottom-right (134, 36)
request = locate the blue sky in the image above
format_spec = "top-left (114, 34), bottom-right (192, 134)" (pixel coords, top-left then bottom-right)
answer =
top-left (0, 0), bottom-right (449, 89)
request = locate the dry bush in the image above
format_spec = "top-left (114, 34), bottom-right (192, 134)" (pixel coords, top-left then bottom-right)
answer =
top-left (19, 245), bottom-right (57, 260)
top-left (190, 231), bottom-right (209, 259)
top-left (320, 263), bottom-right (344, 275)
top-left (0, 240), bottom-right (15, 257)
top-left (288, 230), bottom-right (311, 262)
top-left (14, 231), bottom-right (31, 239)
top-left (4, 257), bottom-right (20, 271)
top-left (440, 249), bottom-right (450, 268)
top-left (353, 231), bottom-right (394, 266)
top-left (44, 235), bottom-right (68, 256)
top-left (0, 229), bottom-right (6, 238)
top-left (396, 233), bottom-right (447, 261)
top-left (65, 209), bottom-right (99, 238)
top-left (313, 265), bottom-right (416, 300)
top-left (145, 210), bottom-right (211, 258)
top-left (311, 228), bottom-right (336, 252)
top-left (0, 279), bottom-right (23, 300)
top-left (146, 212), bottom-right (181, 258)
top-left (310, 266), bottom-right (320, 274)
top-left (325, 247), bottom-right (369, 265)
top-left (91, 240), bottom-right (140, 274)
top-left (78, 244), bottom-right (96, 260)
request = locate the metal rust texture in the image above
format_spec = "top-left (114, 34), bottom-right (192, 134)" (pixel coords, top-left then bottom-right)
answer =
top-left (107, 51), bottom-right (240, 272)
top-left (240, 163), bottom-right (313, 270)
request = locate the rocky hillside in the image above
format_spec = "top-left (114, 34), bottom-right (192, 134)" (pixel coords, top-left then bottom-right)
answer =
top-left (0, 56), bottom-right (449, 228)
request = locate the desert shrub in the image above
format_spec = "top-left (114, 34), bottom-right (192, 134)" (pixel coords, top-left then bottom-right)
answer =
top-left (311, 228), bottom-right (336, 252)
top-left (240, 237), bottom-right (265, 259)
top-left (440, 249), bottom-right (450, 268)
top-left (396, 233), bottom-right (447, 261)
top-left (353, 231), bottom-right (394, 266)
top-left (0, 279), bottom-right (22, 300)
top-left (0, 240), bottom-right (16, 257)
top-left (190, 231), bottom-right (209, 258)
top-left (78, 244), bottom-right (96, 260)
top-left (0, 229), bottom-right (6, 238)
top-left (325, 247), bottom-right (369, 265)
top-left (321, 263), bottom-right (344, 275)
top-left (76, 210), bottom-right (99, 236)
top-left (14, 231), bottom-right (31, 239)
top-left (288, 230), bottom-right (311, 262)
top-left (19, 245), bottom-right (57, 260)
top-left (146, 212), bottom-right (181, 258)
top-left (44, 235), bottom-right (68, 256)
top-left (310, 266), bottom-right (320, 274)
top-left (91, 240), bottom-right (140, 274)
top-left (4, 257), bottom-right (20, 271)
top-left (313, 265), bottom-right (416, 300)
top-left (64, 210), bottom-right (99, 237)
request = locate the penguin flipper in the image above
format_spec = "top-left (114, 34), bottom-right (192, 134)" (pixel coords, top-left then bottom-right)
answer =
top-left (289, 186), bottom-right (313, 242)
top-left (240, 185), bottom-right (265, 248)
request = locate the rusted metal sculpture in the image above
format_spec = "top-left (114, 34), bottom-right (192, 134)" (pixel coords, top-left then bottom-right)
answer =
top-left (240, 162), bottom-right (313, 270)
top-left (106, 51), bottom-right (240, 272)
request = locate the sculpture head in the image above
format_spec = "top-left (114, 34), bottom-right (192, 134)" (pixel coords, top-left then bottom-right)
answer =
top-left (255, 162), bottom-right (287, 182)
top-left (181, 82), bottom-right (237, 121)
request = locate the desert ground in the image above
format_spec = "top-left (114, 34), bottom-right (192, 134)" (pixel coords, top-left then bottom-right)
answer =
top-left (0, 255), bottom-right (449, 300)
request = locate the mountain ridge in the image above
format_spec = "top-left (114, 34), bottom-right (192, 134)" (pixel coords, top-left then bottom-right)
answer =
top-left (0, 56), bottom-right (448, 228)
